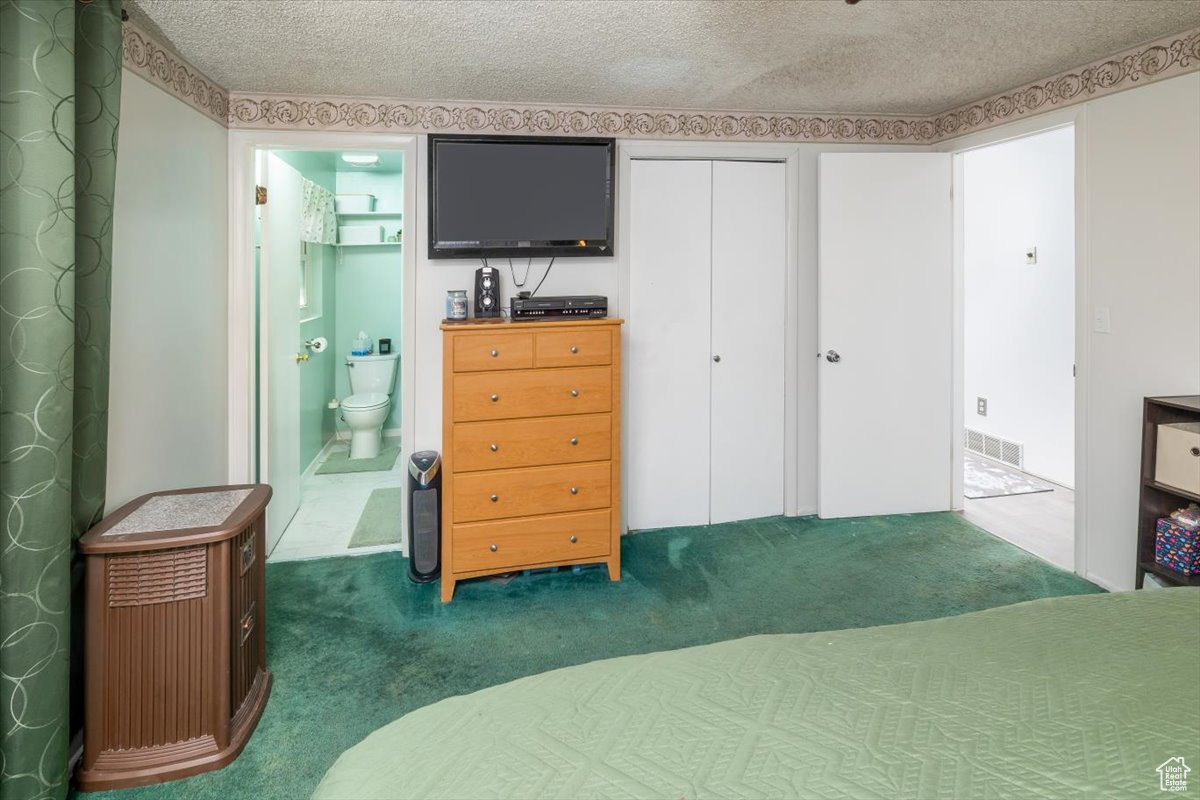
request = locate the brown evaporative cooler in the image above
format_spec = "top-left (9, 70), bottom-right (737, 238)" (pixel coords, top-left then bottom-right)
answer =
top-left (76, 485), bottom-right (272, 791)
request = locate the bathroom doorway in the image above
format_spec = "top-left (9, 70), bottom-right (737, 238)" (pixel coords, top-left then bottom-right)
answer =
top-left (254, 146), bottom-right (410, 561)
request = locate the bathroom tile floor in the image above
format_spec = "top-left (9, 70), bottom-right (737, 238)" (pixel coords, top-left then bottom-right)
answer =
top-left (268, 436), bottom-right (405, 562)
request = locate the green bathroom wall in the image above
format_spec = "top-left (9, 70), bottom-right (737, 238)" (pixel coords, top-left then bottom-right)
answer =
top-left (335, 166), bottom-right (404, 432)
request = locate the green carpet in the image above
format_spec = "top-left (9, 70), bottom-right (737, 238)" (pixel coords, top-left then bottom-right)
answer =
top-left (315, 445), bottom-right (400, 475)
top-left (348, 488), bottom-right (403, 548)
top-left (86, 513), bottom-right (1100, 800)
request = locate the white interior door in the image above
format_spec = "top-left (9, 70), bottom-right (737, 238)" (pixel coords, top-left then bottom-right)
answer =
top-left (261, 153), bottom-right (303, 549)
top-left (817, 153), bottom-right (953, 518)
top-left (710, 161), bottom-right (787, 523)
top-left (627, 160), bottom-right (712, 530)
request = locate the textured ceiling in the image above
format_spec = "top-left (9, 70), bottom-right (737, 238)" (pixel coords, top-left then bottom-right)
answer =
top-left (126, 0), bottom-right (1200, 115)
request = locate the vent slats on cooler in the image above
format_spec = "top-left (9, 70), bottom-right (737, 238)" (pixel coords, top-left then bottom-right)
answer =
top-left (108, 548), bottom-right (207, 607)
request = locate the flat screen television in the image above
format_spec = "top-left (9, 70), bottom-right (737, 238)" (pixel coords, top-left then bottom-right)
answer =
top-left (428, 134), bottom-right (615, 259)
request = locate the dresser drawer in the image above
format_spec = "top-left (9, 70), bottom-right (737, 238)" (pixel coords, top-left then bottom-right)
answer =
top-left (453, 333), bottom-right (534, 372)
top-left (452, 510), bottom-right (611, 572)
top-left (453, 461), bottom-right (610, 522)
top-left (453, 413), bottom-right (612, 472)
top-left (534, 328), bottom-right (612, 368)
top-left (453, 366), bottom-right (611, 422)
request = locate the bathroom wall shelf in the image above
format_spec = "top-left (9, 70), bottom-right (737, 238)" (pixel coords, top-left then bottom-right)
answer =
top-left (334, 242), bottom-right (403, 248)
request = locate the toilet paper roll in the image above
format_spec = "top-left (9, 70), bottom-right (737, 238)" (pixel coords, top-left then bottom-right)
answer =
top-left (306, 337), bottom-right (328, 353)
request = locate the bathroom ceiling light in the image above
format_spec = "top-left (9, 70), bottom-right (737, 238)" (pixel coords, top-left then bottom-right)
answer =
top-left (341, 153), bottom-right (380, 167)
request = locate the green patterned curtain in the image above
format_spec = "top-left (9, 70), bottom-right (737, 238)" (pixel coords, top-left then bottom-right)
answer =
top-left (0, 1), bottom-right (122, 798)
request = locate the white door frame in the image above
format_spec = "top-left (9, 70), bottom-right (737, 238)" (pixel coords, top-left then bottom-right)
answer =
top-left (226, 131), bottom-right (419, 541)
top-left (617, 141), bottom-right (802, 526)
top-left (936, 106), bottom-right (1089, 578)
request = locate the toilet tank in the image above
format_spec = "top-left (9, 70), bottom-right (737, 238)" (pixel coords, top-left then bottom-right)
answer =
top-left (347, 353), bottom-right (399, 395)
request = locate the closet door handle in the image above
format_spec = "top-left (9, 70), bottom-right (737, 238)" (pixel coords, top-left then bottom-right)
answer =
top-left (825, 350), bottom-right (841, 363)
top-left (712, 354), bottom-right (721, 363)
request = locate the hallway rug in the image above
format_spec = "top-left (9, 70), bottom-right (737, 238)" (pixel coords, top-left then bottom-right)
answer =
top-left (348, 487), bottom-right (403, 548)
top-left (964, 454), bottom-right (1055, 499)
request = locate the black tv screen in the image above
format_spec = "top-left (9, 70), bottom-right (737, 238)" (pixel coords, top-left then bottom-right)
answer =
top-left (428, 135), bottom-right (615, 259)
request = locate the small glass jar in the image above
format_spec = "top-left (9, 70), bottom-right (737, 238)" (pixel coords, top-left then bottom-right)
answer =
top-left (446, 290), bottom-right (468, 320)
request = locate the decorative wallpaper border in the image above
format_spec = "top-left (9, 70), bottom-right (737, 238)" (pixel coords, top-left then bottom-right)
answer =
top-left (120, 21), bottom-right (1198, 143)
top-left (227, 94), bottom-right (934, 143)
top-left (931, 27), bottom-right (1200, 141)
top-left (121, 21), bottom-right (228, 125)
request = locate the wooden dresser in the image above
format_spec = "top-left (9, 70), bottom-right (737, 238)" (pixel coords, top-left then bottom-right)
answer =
top-left (440, 318), bottom-right (623, 602)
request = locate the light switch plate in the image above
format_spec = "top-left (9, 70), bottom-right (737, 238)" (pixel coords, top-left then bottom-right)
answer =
top-left (1093, 306), bottom-right (1112, 334)
top-left (1025, 246), bottom-right (1037, 264)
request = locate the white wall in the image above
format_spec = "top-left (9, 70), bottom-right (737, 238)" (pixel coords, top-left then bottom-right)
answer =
top-left (107, 72), bottom-right (229, 510)
top-left (1083, 73), bottom-right (1200, 591)
top-left (963, 127), bottom-right (1075, 486)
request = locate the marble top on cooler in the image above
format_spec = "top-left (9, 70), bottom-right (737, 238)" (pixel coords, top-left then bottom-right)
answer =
top-left (105, 488), bottom-right (254, 536)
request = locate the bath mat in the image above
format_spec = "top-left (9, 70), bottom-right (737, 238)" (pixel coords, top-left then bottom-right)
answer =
top-left (348, 487), bottom-right (403, 548)
top-left (316, 444), bottom-right (400, 475)
top-left (964, 454), bottom-right (1055, 499)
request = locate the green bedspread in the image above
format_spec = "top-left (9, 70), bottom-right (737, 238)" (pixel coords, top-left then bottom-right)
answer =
top-left (313, 589), bottom-right (1200, 799)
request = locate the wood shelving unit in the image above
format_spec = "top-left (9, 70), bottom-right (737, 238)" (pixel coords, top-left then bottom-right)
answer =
top-left (1135, 395), bottom-right (1200, 588)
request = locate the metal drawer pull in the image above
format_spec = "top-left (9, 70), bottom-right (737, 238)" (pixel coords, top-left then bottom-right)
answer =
top-left (570, 437), bottom-right (578, 445)
top-left (490, 544), bottom-right (498, 552)
top-left (490, 494), bottom-right (499, 502)
top-left (490, 443), bottom-right (499, 452)
top-left (490, 349), bottom-right (498, 357)
top-left (570, 389), bottom-right (579, 397)
top-left (569, 535), bottom-right (577, 543)
top-left (570, 346), bottom-right (578, 354)
top-left (490, 394), bottom-right (499, 402)
top-left (1191, 446), bottom-right (1200, 457)
top-left (570, 486), bottom-right (578, 495)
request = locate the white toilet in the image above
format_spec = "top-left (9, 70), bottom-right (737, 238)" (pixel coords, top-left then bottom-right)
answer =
top-left (342, 352), bottom-right (399, 459)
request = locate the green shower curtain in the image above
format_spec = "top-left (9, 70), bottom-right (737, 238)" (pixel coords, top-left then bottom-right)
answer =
top-left (0, 1), bottom-right (122, 798)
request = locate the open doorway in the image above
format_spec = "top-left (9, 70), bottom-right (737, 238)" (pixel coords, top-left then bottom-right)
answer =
top-left (958, 127), bottom-right (1076, 570)
top-left (255, 148), bottom-right (407, 561)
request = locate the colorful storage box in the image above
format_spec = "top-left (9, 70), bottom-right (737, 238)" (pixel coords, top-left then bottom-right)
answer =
top-left (1155, 517), bottom-right (1200, 575)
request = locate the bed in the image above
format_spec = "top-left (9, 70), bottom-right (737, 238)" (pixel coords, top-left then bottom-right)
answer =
top-left (313, 589), bottom-right (1200, 799)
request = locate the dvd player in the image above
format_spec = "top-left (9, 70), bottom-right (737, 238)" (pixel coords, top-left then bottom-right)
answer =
top-left (511, 295), bottom-right (608, 319)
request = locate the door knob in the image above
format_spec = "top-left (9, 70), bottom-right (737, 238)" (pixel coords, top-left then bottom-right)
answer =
top-left (712, 355), bottom-right (721, 363)
top-left (295, 353), bottom-right (310, 363)
top-left (825, 350), bottom-right (841, 363)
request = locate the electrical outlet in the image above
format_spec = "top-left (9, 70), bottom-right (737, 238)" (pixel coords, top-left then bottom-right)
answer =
top-left (977, 397), bottom-right (988, 417)
top-left (1025, 246), bottom-right (1037, 264)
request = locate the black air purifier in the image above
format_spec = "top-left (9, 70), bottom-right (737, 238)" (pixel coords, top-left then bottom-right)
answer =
top-left (407, 451), bottom-right (442, 583)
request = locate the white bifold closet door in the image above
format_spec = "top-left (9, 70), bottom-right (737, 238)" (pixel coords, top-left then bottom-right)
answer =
top-left (627, 159), bottom-right (786, 530)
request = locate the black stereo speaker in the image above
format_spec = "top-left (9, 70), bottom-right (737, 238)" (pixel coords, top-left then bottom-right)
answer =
top-left (474, 267), bottom-right (500, 318)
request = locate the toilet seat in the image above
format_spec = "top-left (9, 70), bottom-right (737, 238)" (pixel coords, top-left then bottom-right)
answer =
top-left (342, 392), bottom-right (389, 412)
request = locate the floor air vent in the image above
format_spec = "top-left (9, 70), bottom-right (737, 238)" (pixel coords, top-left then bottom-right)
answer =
top-left (964, 428), bottom-right (1024, 469)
